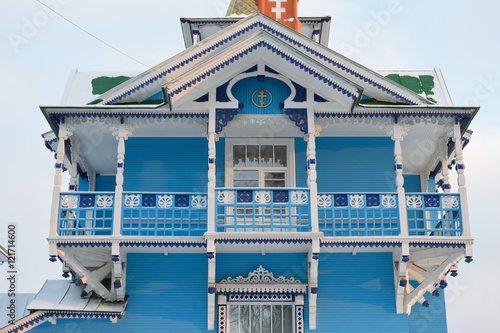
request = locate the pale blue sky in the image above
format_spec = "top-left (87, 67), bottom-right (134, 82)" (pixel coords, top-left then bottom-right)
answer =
top-left (0, 1), bottom-right (499, 331)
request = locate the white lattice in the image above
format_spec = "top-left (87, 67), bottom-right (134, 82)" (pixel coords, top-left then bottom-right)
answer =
top-left (406, 195), bottom-right (423, 208)
top-left (317, 194), bottom-right (332, 208)
top-left (157, 195), bottom-right (173, 208)
top-left (442, 196), bottom-right (459, 209)
top-left (61, 195), bottom-right (78, 208)
top-left (124, 194), bottom-right (140, 208)
top-left (381, 195), bottom-right (397, 208)
top-left (291, 191), bottom-right (308, 204)
top-left (191, 195), bottom-right (207, 209)
top-left (296, 306), bottom-right (304, 333)
top-left (350, 195), bottom-right (364, 208)
top-left (217, 191), bottom-right (235, 204)
top-left (255, 191), bottom-right (271, 204)
top-left (96, 195), bottom-right (113, 208)
top-left (220, 266), bottom-right (302, 284)
top-left (218, 306), bottom-right (226, 333)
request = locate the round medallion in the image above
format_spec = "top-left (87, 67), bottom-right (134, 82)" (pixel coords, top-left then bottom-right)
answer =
top-left (251, 89), bottom-right (273, 108)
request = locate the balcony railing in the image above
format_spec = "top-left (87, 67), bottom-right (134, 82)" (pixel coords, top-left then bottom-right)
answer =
top-left (121, 193), bottom-right (208, 236)
top-left (406, 193), bottom-right (462, 236)
top-left (58, 192), bottom-right (114, 236)
top-left (56, 191), bottom-right (464, 238)
top-left (318, 193), bottom-right (400, 236)
top-left (215, 188), bottom-right (311, 232)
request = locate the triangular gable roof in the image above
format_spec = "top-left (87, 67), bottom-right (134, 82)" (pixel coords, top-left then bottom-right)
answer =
top-left (164, 30), bottom-right (361, 111)
top-left (96, 13), bottom-right (431, 108)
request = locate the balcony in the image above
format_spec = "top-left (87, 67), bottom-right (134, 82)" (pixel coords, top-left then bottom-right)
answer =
top-left (56, 191), bottom-right (463, 238)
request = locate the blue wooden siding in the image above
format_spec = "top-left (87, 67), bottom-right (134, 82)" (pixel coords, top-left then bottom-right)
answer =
top-left (408, 287), bottom-right (447, 333)
top-left (78, 175), bottom-right (89, 191)
top-left (295, 138), bottom-right (308, 187)
top-left (123, 138), bottom-right (208, 192)
top-left (216, 138), bottom-right (225, 187)
top-left (404, 175), bottom-right (422, 192)
top-left (95, 175), bottom-right (115, 191)
top-left (30, 253), bottom-right (209, 333)
top-left (313, 252), bottom-right (409, 332)
top-left (231, 77), bottom-right (291, 114)
top-left (315, 137), bottom-right (396, 192)
top-left (216, 253), bottom-right (308, 282)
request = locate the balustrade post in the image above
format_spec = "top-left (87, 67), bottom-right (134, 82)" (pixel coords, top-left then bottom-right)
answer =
top-left (393, 123), bottom-right (408, 237)
top-left (307, 109), bottom-right (319, 233)
top-left (453, 123), bottom-right (471, 237)
top-left (49, 122), bottom-right (70, 237)
top-left (441, 137), bottom-right (451, 193)
top-left (112, 123), bottom-right (126, 236)
top-left (207, 106), bottom-right (217, 233)
top-left (68, 139), bottom-right (79, 191)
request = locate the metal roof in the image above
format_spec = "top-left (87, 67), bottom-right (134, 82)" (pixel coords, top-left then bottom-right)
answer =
top-left (226, 0), bottom-right (258, 16)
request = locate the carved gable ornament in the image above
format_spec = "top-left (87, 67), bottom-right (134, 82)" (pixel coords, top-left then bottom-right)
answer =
top-left (216, 266), bottom-right (307, 294)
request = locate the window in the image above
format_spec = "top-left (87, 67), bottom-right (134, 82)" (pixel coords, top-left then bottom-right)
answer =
top-left (226, 140), bottom-right (295, 188)
top-left (228, 303), bottom-right (295, 333)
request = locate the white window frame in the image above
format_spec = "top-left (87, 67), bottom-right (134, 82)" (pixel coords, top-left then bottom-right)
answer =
top-left (225, 139), bottom-right (296, 188)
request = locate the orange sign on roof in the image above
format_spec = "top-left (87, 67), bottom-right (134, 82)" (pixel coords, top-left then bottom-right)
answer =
top-left (254, 0), bottom-right (302, 33)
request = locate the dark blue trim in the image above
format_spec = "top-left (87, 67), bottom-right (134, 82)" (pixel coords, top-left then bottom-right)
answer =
top-left (216, 81), bottom-right (231, 102)
top-left (292, 81), bottom-right (307, 102)
top-left (265, 65), bottom-right (280, 74)
top-left (314, 94), bottom-right (328, 102)
top-left (409, 242), bottom-right (465, 248)
top-left (194, 93), bottom-right (209, 102)
top-left (216, 108), bottom-right (239, 134)
top-left (284, 109), bottom-right (308, 133)
top-left (215, 239), bottom-right (312, 245)
top-left (321, 242), bottom-right (401, 248)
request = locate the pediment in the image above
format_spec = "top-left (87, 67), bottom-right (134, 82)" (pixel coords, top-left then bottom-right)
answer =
top-left (95, 13), bottom-right (431, 108)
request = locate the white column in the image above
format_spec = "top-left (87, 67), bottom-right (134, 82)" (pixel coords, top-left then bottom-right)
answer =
top-left (308, 239), bottom-right (320, 330)
top-left (49, 123), bottom-right (69, 237)
top-left (307, 109), bottom-right (319, 233)
top-left (453, 123), bottom-right (471, 238)
top-left (441, 137), bottom-right (451, 193)
top-left (393, 123), bottom-right (408, 237)
top-left (207, 239), bottom-right (216, 330)
top-left (207, 107), bottom-right (217, 233)
top-left (112, 123), bottom-right (126, 236)
top-left (68, 139), bottom-right (79, 191)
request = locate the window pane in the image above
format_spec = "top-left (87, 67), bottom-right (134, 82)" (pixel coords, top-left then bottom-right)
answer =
top-left (241, 306), bottom-right (250, 333)
top-left (262, 305), bottom-right (271, 333)
top-left (272, 305), bottom-right (283, 333)
top-left (247, 145), bottom-right (259, 167)
top-left (265, 180), bottom-right (286, 188)
top-left (261, 145), bottom-right (273, 167)
top-left (234, 171), bottom-right (259, 180)
top-left (229, 306), bottom-right (239, 333)
top-left (265, 172), bottom-right (285, 180)
top-left (234, 146), bottom-right (246, 167)
top-left (283, 306), bottom-right (293, 333)
top-left (274, 146), bottom-right (287, 167)
top-left (251, 305), bottom-right (261, 333)
top-left (234, 180), bottom-right (259, 188)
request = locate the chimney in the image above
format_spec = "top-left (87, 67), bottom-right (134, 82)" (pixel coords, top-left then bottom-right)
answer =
top-left (254, 0), bottom-right (302, 33)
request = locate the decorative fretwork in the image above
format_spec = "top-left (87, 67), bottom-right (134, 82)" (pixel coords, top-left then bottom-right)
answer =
top-left (221, 266), bottom-right (302, 284)
top-left (296, 306), bottom-right (304, 333)
top-left (406, 193), bottom-right (463, 236)
top-left (218, 306), bottom-right (227, 333)
top-left (317, 194), bottom-right (332, 208)
top-left (291, 191), bottom-right (309, 204)
top-left (61, 195), bottom-right (78, 209)
top-left (228, 293), bottom-right (293, 302)
top-left (284, 109), bottom-right (308, 134)
top-left (96, 195), bottom-right (113, 208)
top-left (215, 188), bottom-right (311, 232)
top-left (217, 190), bottom-right (235, 204)
top-left (406, 195), bottom-right (423, 209)
top-left (216, 109), bottom-right (238, 134)
top-left (318, 193), bottom-right (400, 237)
top-left (124, 194), bottom-right (140, 208)
top-left (381, 194), bottom-right (397, 208)
top-left (121, 193), bottom-right (208, 236)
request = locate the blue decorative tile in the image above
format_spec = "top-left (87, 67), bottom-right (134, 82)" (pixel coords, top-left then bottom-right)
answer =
top-left (424, 195), bottom-right (440, 208)
top-left (175, 195), bottom-right (189, 208)
top-left (79, 195), bottom-right (95, 208)
top-left (237, 190), bottom-right (253, 203)
top-left (334, 194), bottom-right (348, 207)
top-left (142, 194), bottom-right (156, 207)
top-left (273, 190), bottom-right (289, 203)
top-left (366, 194), bottom-right (380, 207)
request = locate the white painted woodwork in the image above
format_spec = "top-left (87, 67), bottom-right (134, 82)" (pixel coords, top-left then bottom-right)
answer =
top-left (69, 138), bottom-right (79, 191)
top-left (208, 239), bottom-right (216, 330)
top-left (113, 123), bottom-right (126, 236)
top-left (308, 239), bottom-right (319, 330)
top-left (49, 123), bottom-right (68, 237)
top-left (307, 108), bottom-right (319, 233)
top-left (453, 123), bottom-right (471, 237)
top-left (393, 123), bottom-right (408, 236)
top-left (208, 106), bottom-right (217, 233)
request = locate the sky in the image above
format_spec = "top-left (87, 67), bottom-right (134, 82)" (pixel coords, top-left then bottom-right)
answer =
top-left (0, 0), bottom-right (499, 331)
